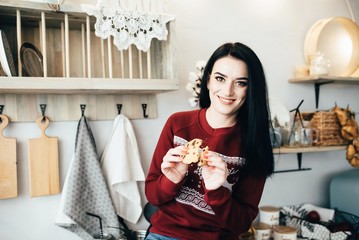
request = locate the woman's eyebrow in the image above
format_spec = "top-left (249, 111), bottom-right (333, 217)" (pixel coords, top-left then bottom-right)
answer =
top-left (213, 72), bottom-right (248, 80)
top-left (213, 72), bottom-right (227, 77)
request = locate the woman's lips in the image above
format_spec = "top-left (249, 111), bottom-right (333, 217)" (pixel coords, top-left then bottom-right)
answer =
top-left (217, 95), bottom-right (236, 104)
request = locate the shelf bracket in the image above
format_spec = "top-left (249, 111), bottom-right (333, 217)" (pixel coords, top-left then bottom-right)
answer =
top-left (314, 81), bottom-right (334, 109)
top-left (274, 153), bottom-right (312, 174)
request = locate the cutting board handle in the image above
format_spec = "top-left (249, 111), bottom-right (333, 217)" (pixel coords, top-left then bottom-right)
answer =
top-left (0, 114), bottom-right (9, 136)
top-left (36, 116), bottom-right (50, 137)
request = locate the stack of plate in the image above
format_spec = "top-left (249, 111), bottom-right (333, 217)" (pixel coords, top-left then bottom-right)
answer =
top-left (0, 30), bottom-right (16, 77)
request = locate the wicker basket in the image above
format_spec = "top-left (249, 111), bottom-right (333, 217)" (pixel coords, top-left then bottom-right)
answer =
top-left (301, 111), bottom-right (348, 146)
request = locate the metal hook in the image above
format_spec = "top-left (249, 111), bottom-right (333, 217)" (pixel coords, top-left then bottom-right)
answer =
top-left (0, 105), bottom-right (3, 123)
top-left (142, 103), bottom-right (148, 118)
top-left (40, 104), bottom-right (47, 120)
top-left (80, 104), bottom-right (86, 116)
top-left (117, 104), bottom-right (122, 115)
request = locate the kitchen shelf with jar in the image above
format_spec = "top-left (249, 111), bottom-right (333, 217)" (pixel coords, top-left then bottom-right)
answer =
top-left (279, 75), bottom-right (358, 173)
top-left (272, 76), bottom-right (352, 173)
top-left (289, 75), bottom-right (359, 109)
top-left (0, 1), bottom-right (178, 121)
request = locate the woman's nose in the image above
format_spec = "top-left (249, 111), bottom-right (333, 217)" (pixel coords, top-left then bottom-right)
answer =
top-left (223, 82), bottom-right (234, 96)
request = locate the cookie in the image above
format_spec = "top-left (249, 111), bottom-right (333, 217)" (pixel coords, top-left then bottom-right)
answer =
top-left (182, 138), bottom-right (209, 166)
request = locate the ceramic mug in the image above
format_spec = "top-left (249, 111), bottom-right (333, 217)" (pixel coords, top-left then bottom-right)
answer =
top-left (273, 225), bottom-right (297, 240)
top-left (300, 128), bottom-right (318, 146)
top-left (270, 128), bottom-right (282, 148)
top-left (252, 222), bottom-right (271, 240)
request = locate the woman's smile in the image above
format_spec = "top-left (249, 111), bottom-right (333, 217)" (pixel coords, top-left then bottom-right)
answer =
top-left (217, 95), bottom-right (237, 104)
top-left (206, 56), bottom-right (248, 128)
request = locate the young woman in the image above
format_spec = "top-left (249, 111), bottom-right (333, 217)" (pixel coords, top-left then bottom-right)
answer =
top-left (145, 42), bottom-right (274, 240)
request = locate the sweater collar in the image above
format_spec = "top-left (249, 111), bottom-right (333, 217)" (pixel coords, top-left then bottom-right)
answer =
top-left (198, 108), bottom-right (240, 136)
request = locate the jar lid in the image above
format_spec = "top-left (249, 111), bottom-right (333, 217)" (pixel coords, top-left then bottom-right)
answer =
top-left (273, 225), bottom-right (297, 234)
top-left (252, 222), bottom-right (271, 230)
top-left (259, 206), bottom-right (280, 212)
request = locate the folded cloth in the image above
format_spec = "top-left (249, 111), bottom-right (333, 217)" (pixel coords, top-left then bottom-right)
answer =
top-left (281, 203), bottom-right (341, 240)
top-left (55, 116), bottom-right (121, 240)
top-left (100, 114), bottom-right (145, 224)
top-left (281, 203), bottom-right (335, 223)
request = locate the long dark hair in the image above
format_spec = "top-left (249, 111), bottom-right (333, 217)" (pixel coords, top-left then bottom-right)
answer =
top-left (199, 42), bottom-right (274, 177)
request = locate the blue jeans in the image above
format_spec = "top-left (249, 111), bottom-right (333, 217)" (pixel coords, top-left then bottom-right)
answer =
top-left (145, 232), bottom-right (179, 240)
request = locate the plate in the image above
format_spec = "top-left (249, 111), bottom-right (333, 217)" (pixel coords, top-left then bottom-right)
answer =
top-left (0, 30), bottom-right (17, 77)
top-left (269, 97), bottom-right (290, 127)
top-left (20, 42), bottom-right (43, 77)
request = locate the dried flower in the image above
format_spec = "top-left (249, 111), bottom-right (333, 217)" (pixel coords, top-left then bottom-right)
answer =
top-left (186, 60), bottom-right (206, 107)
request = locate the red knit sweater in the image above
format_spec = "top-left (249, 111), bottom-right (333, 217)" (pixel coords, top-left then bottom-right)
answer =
top-left (145, 109), bottom-right (266, 240)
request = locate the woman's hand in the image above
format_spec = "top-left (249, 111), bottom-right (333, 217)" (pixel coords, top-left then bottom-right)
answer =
top-left (202, 151), bottom-right (228, 190)
top-left (161, 146), bottom-right (189, 184)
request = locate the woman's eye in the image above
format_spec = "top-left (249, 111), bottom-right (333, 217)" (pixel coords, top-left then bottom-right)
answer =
top-left (235, 81), bottom-right (248, 87)
top-left (215, 76), bottom-right (225, 82)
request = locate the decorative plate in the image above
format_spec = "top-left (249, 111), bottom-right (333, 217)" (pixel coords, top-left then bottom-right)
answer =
top-left (20, 42), bottom-right (43, 77)
top-left (0, 30), bottom-right (17, 77)
top-left (269, 97), bottom-right (290, 127)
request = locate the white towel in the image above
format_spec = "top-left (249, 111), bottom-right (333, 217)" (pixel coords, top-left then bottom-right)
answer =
top-left (101, 114), bottom-right (145, 224)
top-left (55, 116), bottom-right (121, 239)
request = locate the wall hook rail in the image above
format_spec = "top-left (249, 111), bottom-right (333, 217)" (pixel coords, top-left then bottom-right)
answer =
top-left (117, 104), bottom-right (122, 115)
top-left (80, 104), bottom-right (86, 116)
top-left (0, 105), bottom-right (4, 123)
top-left (142, 103), bottom-right (148, 118)
top-left (40, 104), bottom-right (47, 120)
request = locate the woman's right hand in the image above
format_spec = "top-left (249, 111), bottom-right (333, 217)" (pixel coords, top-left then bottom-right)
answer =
top-left (161, 146), bottom-right (189, 184)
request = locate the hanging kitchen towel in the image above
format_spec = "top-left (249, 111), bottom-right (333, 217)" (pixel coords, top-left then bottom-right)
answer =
top-left (55, 116), bottom-right (121, 240)
top-left (101, 114), bottom-right (145, 224)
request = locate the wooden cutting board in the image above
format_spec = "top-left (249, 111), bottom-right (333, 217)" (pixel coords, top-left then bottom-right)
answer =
top-left (0, 114), bottom-right (17, 199)
top-left (28, 116), bottom-right (60, 197)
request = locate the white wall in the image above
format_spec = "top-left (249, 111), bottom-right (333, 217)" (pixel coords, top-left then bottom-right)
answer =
top-left (1, 0), bottom-right (358, 239)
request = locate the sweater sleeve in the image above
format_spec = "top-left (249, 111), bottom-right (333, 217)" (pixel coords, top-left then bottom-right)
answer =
top-left (204, 173), bottom-right (266, 235)
top-left (145, 115), bottom-right (185, 205)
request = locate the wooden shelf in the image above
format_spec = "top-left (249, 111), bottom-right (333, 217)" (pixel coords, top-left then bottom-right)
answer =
top-left (0, 0), bottom-right (84, 14)
top-left (289, 76), bottom-right (359, 84)
top-left (273, 145), bottom-right (346, 154)
top-left (0, 77), bottom-right (179, 94)
top-left (0, 1), bottom-right (178, 121)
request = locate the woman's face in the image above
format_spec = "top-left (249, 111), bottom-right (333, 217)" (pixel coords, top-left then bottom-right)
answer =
top-left (207, 56), bottom-right (248, 117)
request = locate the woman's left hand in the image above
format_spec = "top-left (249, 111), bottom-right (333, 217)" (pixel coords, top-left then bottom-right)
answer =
top-left (201, 151), bottom-right (228, 190)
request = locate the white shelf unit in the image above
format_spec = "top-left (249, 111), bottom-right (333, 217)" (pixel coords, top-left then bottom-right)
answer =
top-left (0, 1), bottom-right (178, 121)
